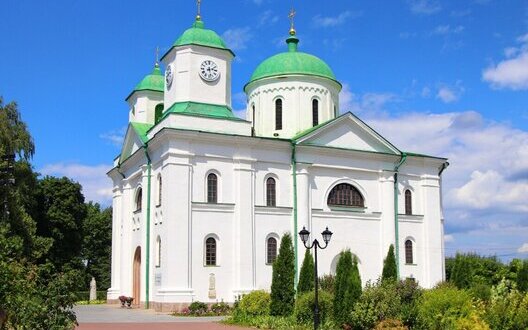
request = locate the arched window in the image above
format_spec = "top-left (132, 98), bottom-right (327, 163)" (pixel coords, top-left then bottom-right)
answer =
top-left (327, 183), bottom-right (364, 207)
top-left (157, 175), bottom-right (162, 206)
top-left (207, 173), bottom-right (218, 203)
top-left (155, 103), bottom-right (164, 124)
top-left (275, 99), bottom-right (282, 130)
top-left (405, 239), bottom-right (414, 264)
top-left (405, 190), bottom-right (412, 215)
top-left (135, 188), bottom-right (143, 211)
top-left (312, 99), bottom-right (319, 127)
top-left (251, 104), bottom-right (256, 136)
top-left (205, 237), bottom-right (217, 266)
top-left (267, 237), bottom-right (278, 264)
top-left (266, 177), bottom-right (276, 207)
top-left (155, 236), bottom-right (161, 267)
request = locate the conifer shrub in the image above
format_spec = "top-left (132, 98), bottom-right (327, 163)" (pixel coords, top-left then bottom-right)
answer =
top-left (381, 245), bottom-right (397, 283)
top-left (297, 249), bottom-right (314, 294)
top-left (270, 233), bottom-right (295, 316)
top-left (333, 250), bottom-right (361, 327)
top-left (235, 290), bottom-right (271, 317)
top-left (294, 290), bottom-right (333, 324)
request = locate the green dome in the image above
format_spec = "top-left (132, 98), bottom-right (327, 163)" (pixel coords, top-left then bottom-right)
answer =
top-left (247, 36), bottom-right (339, 88)
top-left (172, 20), bottom-right (233, 55)
top-left (126, 65), bottom-right (164, 100)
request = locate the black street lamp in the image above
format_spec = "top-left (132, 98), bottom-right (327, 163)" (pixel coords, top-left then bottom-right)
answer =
top-left (298, 226), bottom-right (333, 330)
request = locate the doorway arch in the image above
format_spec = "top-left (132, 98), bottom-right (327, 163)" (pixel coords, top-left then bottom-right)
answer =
top-left (133, 246), bottom-right (141, 307)
top-left (330, 252), bottom-right (361, 275)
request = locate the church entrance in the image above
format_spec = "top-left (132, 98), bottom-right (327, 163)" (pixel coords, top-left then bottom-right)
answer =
top-left (133, 246), bottom-right (141, 307)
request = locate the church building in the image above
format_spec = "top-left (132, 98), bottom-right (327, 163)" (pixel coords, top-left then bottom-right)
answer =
top-left (107, 6), bottom-right (448, 311)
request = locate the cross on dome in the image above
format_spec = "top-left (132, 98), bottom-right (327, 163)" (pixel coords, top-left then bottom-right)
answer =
top-left (196, 0), bottom-right (202, 21)
top-left (288, 7), bottom-right (296, 36)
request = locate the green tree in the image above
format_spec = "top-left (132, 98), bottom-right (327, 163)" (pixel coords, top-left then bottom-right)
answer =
top-left (382, 244), bottom-right (397, 283)
top-left (82, 203), bottom-right (112, 290)
top-left (0, 96), bottom-right (34, 159)
top-left (0, 97), bottom-right (77, 328)
top-left (518, 260), bottom-right (528, 292)
top-left (36, 176), bottom-right (87, 271)
top-left (270, 233), bottom-right (295, 316)
top-left (333, 250), bottom-right (361, 327)
top-left (297, 249), bottom-right (314, 294)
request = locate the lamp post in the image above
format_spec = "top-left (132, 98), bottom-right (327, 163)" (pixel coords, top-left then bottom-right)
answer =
top-left (298, 226), bottom-right (333, 330)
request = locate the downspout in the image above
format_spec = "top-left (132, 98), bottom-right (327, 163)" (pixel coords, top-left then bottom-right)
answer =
top-left (144, 145), bottom-right (152, 309)
top-left (393, 152), bottom-right (407, 279)
top-left (438, 162), bottom-right (449, 176)
top-left (116, 164), bottom-right (126, 179)
top-left (291, 142), bottom-right (299, 287)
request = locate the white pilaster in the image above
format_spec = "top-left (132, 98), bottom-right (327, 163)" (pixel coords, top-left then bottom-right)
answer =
top-left (233, 157), bottom-right (256, 296)
top-left (296, 163), bottom-right (311, 273)
top-left (422, 174), bottom-right (443, 287)
top-left (379, 171), bottom-right (395, 273)
top-left (107, 184), bottom-right (123, 299)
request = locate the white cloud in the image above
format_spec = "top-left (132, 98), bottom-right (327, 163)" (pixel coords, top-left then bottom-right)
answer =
top-left (100, 126), bottom-right (126, 147)
top-left (453, 170), bottom-right (528, 212)
top-left (339, 84), bottom-right (398, 114)
top-left (39, 163), bottom-right (113, 205)
top-left (408, 0), bottom-right (441, 15)
top-left (222, 27), bottom-right (253, 51)
top-left (258, 10), bottom-right (279, 27)
top-left (432, 25), bottom-right (464, 35)
top-left (436, 87), bottom-right (457, 103)
top-left (436, 82), bottom-right (464, 103)
top-left (518, 243), bottom-right (528, 253)
top-left (444, 234), bottom-right (455, 243)
top-left (313, 11), bottom-right (361, 28)
top-left (483, 32), bottom-right (528, 90)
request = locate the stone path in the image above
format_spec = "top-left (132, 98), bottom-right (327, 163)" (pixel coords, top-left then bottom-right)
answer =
top-left (74, 304), bottom-right (246, 330)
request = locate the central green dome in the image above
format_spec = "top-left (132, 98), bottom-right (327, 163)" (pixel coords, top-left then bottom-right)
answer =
top-left (246, 35), bottom-right (340, 89)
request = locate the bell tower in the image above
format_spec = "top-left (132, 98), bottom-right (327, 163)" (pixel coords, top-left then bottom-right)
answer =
top-left (160, 6), bottom-right (235, 111)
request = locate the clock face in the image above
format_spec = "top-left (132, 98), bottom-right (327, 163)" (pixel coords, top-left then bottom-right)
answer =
top-left (199, 60), bottom-right (220, 82)
top-left (165, 64), bottom-right (173, 88)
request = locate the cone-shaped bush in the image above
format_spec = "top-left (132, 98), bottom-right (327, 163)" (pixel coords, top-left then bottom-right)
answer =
top-left (270, 233), bottom-right (295, 316)
top-left (333, 250), bottom-right (361, 326)
top-left (297, 249), bottom-right (314, 294)
top-left (382, 245), bottom-right (397, 283)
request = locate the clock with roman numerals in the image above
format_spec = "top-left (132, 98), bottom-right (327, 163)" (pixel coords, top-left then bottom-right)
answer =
top-left (199, 60), bottom-right (220, 82)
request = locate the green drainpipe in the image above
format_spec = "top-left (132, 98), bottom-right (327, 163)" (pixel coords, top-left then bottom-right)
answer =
top-left (393, 153), bottom-right (407, 279)
top-left (291, 143), bottom-right (299, 287)
top-left (144, 145), bottom-right (152, 309)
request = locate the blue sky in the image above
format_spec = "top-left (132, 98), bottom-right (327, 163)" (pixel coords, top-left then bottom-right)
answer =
top-left (1, 0), bottom-right (527, 260)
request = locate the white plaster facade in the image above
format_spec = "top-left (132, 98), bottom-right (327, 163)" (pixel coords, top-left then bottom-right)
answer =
top-left (107, 17), bottom-right (448, 311)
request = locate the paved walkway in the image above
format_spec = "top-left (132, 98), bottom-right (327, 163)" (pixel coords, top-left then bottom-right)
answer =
top-left (75, 304), bottom-right (246, 330)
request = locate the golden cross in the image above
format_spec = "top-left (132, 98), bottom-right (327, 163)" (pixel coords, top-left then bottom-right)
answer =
top-left (196, 0), bottom-right (202, 20)
top-left (288, 7), bottom-right (296, 35)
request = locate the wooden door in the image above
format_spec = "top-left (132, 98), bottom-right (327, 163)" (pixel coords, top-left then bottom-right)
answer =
top-left (133, 246), bottom-right (141, 307)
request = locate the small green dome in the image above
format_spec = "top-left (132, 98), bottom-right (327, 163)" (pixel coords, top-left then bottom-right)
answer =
top-left (172, 20), bottom-right (233, 55)
top-left (126, 65), bottom-right (164, 100)
top-left (246, 36), bottom-right (339, 89)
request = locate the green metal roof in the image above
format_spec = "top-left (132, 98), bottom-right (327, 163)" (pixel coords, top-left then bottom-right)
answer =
top-left (246, 35), bottom-right (340, 89)
top-left (126, 65), bottom-right (164, 101)
top-left (162, 101), bottom-right (246, 122)
top-left (130, 122), bottom-right (153, 144)
top-left (162, 19), bottom-right (234, 58)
